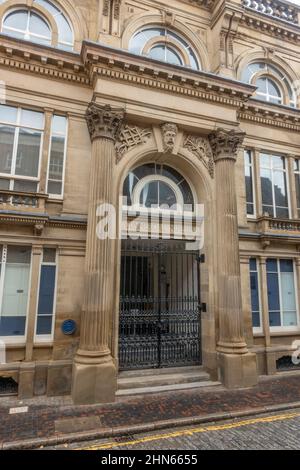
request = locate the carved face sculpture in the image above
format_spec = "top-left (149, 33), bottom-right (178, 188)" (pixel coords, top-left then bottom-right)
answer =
top-left (161, 123), bottom-right (178, 152)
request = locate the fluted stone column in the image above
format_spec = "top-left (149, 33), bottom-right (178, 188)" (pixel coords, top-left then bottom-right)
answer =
top-left (72, 103), bottom-right (125, 404)
top-left (209, 128), bottom-right (258, 388)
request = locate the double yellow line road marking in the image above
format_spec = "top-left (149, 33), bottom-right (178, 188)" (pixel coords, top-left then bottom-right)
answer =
top-left (79, 410), bottom-right (300, 450)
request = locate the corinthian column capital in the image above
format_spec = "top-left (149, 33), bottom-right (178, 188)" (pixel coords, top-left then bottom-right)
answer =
top-left (86, 103), bottom-right (125, 142)
top-left (208, 128), bottom-right (245, 162)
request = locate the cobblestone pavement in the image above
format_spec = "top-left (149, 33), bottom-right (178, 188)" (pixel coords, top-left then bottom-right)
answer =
top-left (1, 373), bottom-right (300, 447)
top-left (73, 409), bottom-right (300, 450)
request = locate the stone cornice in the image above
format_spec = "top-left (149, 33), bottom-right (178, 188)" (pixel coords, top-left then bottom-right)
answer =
top-left (239, 99), bottom-right (300, 131)
top-left (82, 41), bottom-right (256, 107)
top-left (0, 212), bottom-right (87, 230)
top-left (0, 34), bottom-right (89, 85)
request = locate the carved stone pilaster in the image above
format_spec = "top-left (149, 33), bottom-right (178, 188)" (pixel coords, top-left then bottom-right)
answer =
top-left (85, 103), bottom-right (125, 142)
top-left (208, 128), bottom-right (245, 162)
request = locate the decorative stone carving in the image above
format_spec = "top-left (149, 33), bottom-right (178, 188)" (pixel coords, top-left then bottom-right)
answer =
top-left (161, 123), bottom-right (178, 153)
top-left (115, 125), bottom-right (152, 161)
top-left (183, 135), bottom-right (214, 178)
top-left (208, 128), bottom-right (245, 162)
top-left (113, 0), bottom-right (122, 19)
top-left (103, 0), bottom-right (110, 16)
top-left (85, 103), bottom-right (125, 142)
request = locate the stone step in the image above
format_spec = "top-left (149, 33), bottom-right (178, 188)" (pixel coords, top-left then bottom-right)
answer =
top-left (119, 366), bottom-right (205, 378)
top-left (116, 380), bottom-right (222, 397)
top-left (118, 367), bottom-right (211, 390)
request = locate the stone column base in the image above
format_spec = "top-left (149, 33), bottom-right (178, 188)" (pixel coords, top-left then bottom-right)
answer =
top-left (219, 352), bottom-right (258, 389)
top-left (72, 360), bottom-right (117, 405)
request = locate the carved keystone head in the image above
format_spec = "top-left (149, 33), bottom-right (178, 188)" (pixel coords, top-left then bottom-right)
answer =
top-left (85, 103), bottom-right (125, 142)
top-left (161, 122), bottom-right (178, 153)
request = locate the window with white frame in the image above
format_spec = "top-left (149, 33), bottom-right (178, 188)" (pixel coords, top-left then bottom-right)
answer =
top-left (129, 27), bottom-right (201, 70)
top-left (47, 115), bottom-right (68, 197)
top-left (35, 248), bottom-right (57, 339)
top-left (260, 153), bottom-right (289, 218)
top-left (294, 159), bottom-right (300, 218)
top-left (241, 62), bottom-right (296, 107)
top-left (0, 105), bottom-right (44, 192)
top-left (244, 150), bottom-right (255, 216)
top-left (1, 0), bottom-right (74, 50)
top-left (249, 258), bottom-right (262, 330)
top-left (0, 245), bottom-right (32, 339)
top-left (123, 163), bottom-right (195, 213)
top-left (266, 259), bottom-right (298, 329)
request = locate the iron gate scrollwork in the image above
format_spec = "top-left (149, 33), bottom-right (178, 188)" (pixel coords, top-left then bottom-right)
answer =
top-left (119, 239), bottom-right (202, 370)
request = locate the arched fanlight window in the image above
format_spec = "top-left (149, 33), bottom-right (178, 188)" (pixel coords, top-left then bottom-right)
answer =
top-left (2, 9), bottom-right (51, 45)
top-left (123, 163), bottom-right (195, 212)
top-left (1, 0), bottom-right (74, 50)
top-left (129, 27), bottom-right (201, 70)
top-left (241, 62), bottom-right (296, 107)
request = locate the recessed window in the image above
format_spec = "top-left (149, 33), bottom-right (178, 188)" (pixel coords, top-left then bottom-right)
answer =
top-left (294, 159), bottom-right (300, 218)
top-left (47, 115), bottom-right (68, 198)
top-left (35, 248), bottom-right (57, 339)
top-left (241, 62), bottom-right (296, 107)
top-left (129, 27), bottom-right (200, 70)
top-left (0, 105), bottom-right (44, 193)
top-left (1, 1), bottom-right (74, 50)
top-left (267, 259), bottom-right (298, 329)
top-left (0, 245), bottom-right (31, 339)
top-left (249, 258), bottom-right (261, 330)
top-left (244, 150), bottom-right (255, 216)
top-left (3, 10), bottom-right (51, 46)
top-left (260, 153), bottom-right (289, 218)
top-left (123, 163), bottom-right (194, 212)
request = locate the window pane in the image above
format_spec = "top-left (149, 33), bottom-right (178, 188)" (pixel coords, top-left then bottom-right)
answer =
top-left (272, 156), bottom-right (284, 169)
top-left (159, 181), bottom-right (177, 207)
top-left (260, 154), bottom-right (271, 168)
top-left (48, 136), bottom-right (64, 180)
top-left (267, 272), bottom-right (280, 311)
top-left (256, 77), bottom-right (267, 94)
top-left (0, 246), bottom-right (31, 337)
top-left (261, 168), bottom-right (273, 206)
top-left (0, 178), bottom-right (10, 190)
top-left (276, 207), bottom-right (289, 218)
top-left (250, 258), bottom-right (257, 271)
top-left (283, 312), bottom-right (297, 327)
top-left (267, 259), bottom-right (278, 272)
top-left (268, 79), bottom-right (281, 98)
top-left (273, 171), bottom-right (288, 208)
top-left (15, 129), bottom-right (41, 177)
top-left (20, 109), bottom-right (44, 129)
top-left (13, 180), bottom-right (38, 192)
top-left (295, 174), bottom-right (300, 210)
top-left (29, 12), bottom-right (51, 37)
top-left (43, 248), bottom-right (56, 263)
top-left (280, 272), bottom-right (296, 312)
top-left (149, 45), bottom-right (166, 61)
top-left (36, 265), bottom-right (56, 336)
top-left (47, 181), bottom-right (62, 195)
top-left (245, 165), bottom-right (254, 214)
top-left (36, 316), bottom-right (53, 335)
top-left (0, 125), bottom-right (15, 174)
top-left (269, 311), bottom-right (281, 327)
top-left (52, 115), bottom-right (67, 135)
top-left (0, 105), bottom-right (18, 124)
top-left (4, 11), bottom-right (28, 30)
top-left (140, 181), bottom-right (158, 207)
top-left (166, 47), bottom-right (182, 66)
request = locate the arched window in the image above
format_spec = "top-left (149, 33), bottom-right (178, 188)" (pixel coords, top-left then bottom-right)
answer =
top-left (129, 27), bottom-right (201, 70)
top-left (2, 10), bottom-right (51, 45)
top-left (241, 62), bottom-right (296, 107)
top-left (2, 0), bottom-right (74, 50)
top-left (123, 163), bottom-right (195, 212)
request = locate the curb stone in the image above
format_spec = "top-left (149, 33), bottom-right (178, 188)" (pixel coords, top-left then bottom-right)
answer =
top-left (2, 400), bottom-right (300, 450)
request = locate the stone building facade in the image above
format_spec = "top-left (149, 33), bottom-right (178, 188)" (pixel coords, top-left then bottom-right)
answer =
top-left (0, 0), bottom-right (300, 404)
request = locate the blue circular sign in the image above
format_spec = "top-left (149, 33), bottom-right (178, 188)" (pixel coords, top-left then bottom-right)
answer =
top-left (61, 319), bottom-right (77, 335)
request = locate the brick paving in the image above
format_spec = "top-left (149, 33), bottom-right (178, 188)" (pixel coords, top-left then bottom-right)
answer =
top-left (1, 373), bottom-right (300, 446)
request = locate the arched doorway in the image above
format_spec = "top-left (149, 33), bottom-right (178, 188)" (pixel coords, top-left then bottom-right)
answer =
top-left (119, 163), bottom-right (203, 370)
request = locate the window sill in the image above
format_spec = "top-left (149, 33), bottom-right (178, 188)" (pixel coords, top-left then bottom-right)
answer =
top-left (269, 329), bottom-right (300, 336)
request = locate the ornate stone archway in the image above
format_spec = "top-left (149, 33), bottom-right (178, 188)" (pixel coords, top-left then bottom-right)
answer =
top-left (71, 102), bottom-right (258, 405)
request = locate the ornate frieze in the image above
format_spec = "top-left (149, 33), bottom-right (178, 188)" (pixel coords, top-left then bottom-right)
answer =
top-left (161, 123), bottom-right (178, 153)
top-left (208, 128), bottom-right (245, 162)
top-left (85, 103), bottom-right (125, 142)
top-left (115, 125), bottom-right (152, 161)
top-left (183, 135), bottom-right (214, 178)
top-left (113, 0), bottom-right (122, 20)
top-left (242, 0), bottom-right (298, 25)
top-left (103, 0), bottom-right (110, 16)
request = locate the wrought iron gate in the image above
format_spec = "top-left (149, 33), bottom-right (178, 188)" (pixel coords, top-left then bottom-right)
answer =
top-left (119, 239), bottom-right (202, 370)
